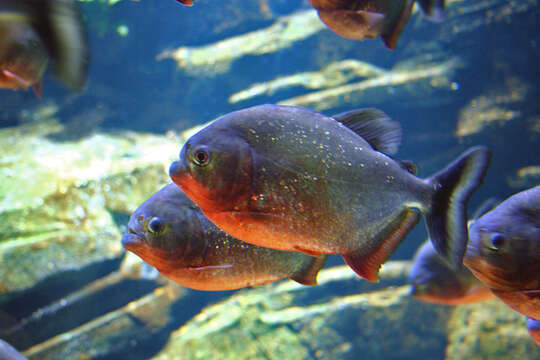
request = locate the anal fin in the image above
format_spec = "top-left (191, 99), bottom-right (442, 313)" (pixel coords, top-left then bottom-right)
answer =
top-left (343, 209), bottom-right (420, 282)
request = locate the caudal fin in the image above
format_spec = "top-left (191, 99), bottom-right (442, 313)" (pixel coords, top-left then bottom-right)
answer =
top-left (425, 146), bottom-right (491, 268)
top-left (417, 0), bottom-right (445, 22)
top-left (291, 255), bottom-right (327, 285)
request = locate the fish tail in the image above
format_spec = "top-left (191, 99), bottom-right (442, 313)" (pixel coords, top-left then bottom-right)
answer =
top-left (425, 146), bottom-right (491, 268)
top-left (290, 255), bottom-right (327, 286)
top-left (416, 0), bottom-right (445, 22)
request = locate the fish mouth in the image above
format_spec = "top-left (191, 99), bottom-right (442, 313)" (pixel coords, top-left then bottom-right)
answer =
top-left (121, 227), bottom-right (146, 251)
top-left (169, 161), bottom-right (187, 185)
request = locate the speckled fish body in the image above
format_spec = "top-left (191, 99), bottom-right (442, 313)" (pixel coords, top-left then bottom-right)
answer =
top-left (169, 104), bottom-right (491, 281)
top-left (122, 184), bottom-right (326, 291)
top-left (464, 186), bottom-right (540, 319)
top-left (0, 0), bottom-right (89, 92)
top-left (527, 317), bottom-right (540, 346)
top-left (409, 240), bottom-right (493, 305)
top-left (0, 339), bottom-right (27, 360)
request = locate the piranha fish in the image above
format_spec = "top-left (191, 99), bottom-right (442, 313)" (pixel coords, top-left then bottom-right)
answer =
top-left (307, 0), bottom-right (444, 49)
top-left (408, 240), bottom-right (493, 305)
top-left (464, 185), bottom-right (540, 320)
top-left (122, 183), bottom-right (327, 291)
top-left (0, 0), bottom-right (89, 95)
top-left (527, 317), bottom-right (540, 346)
top-left (174, 0), bottom-right (194, 6)
top-left (0, 22), bottom-right (48, 97)
top-left (0, 339), bottom-right (27, 360)
top-left (169, 104), bottom-right (491, 281)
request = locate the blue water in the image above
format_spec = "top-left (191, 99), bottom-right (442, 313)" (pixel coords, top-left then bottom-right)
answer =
top-left (0, 0), bottom-right (539, 358)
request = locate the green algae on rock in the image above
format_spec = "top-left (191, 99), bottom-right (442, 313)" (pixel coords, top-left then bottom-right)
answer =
top-left (156, 9), bottom-right (325, 76)
top-left (151, 262), bottom-right (538, 360)
top-left (277, 59), bottom-right (460, 111)
top-left (228, 59), bottom-right (387, 104)
top-left (0, 119), bottom-right (180, 295)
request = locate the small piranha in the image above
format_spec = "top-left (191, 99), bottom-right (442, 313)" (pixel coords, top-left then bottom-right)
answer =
top-left (122, 183), bottom-right (327, 291)
top-left (0, 339), bottom-right (27, 360)
top-left (0, 0), bottom-right (89, 95)
top-left (169, 104), bottom-right (491, 282)
top-left (527, 317), bottom-right (540, 346)
top-left (464, 185), bottom-right (540, 320)
top-left (408, 240), bottom-right (493, 305)
top-left (307, 0), bottom-right (444, 49)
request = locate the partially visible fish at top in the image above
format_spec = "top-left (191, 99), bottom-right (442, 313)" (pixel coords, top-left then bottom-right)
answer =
top-left (0, 21), bottom-right (47, 97)
top-left (307, 0), bottom-right (444, 49)
top-left (527, 317), bottom-right (540, 346)
top-left (174, 0), bottom-right (194, 6)
top-left (0, 0), bottom-right (89, 95)
top-left (122, 183), bottom-right (327, 291)
top-left (169, 104), bottom-right (491, 282)
top-left (464, 185), bottom-right (540, 320)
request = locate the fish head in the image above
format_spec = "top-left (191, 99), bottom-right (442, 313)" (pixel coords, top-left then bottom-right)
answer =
top-left (0, 22), bottom-right (48, 91)
top-left (122, 184), bottom-right (210, 271)
top-left (464, 198), bottom-right (540, 291)
top-left (170, 125), bottom-right (254, 214)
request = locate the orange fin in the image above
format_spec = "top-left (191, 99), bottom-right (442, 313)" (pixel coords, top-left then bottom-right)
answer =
top-left (33, 80), bottom-right (43, 98)
top-left (291, 255), bottom-right (327, 286)
top-left (343, 209), bottom-right (420, 282)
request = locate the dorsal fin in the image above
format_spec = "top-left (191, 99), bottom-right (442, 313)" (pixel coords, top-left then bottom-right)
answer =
top-left (333, 108), bottom-right (401, 155)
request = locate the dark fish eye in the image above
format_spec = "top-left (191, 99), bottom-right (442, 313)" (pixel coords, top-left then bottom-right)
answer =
top-left (489, 233), bottom-right (506, 251)
top-left (192, 146), bottom-right (211, 167)
top-left (148, 217), bottom-right (164, 234)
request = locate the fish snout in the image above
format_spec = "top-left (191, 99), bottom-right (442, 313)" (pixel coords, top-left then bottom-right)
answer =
top-left (121, 229), bottom-right (145, 251)
top-left (169, 160), bottom-right (187, 184)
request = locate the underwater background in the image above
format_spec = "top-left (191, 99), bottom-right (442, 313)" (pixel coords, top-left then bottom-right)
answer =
top-left (0, 0), bottom-right (539, 359)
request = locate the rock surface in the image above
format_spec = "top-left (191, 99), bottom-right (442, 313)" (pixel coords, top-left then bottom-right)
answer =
top-left (152, 263), bottom-right (538, 360)
top-left (0, 118), bottom-right (180, 296)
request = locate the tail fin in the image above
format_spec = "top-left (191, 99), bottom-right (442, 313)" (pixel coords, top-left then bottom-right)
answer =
top-left (425, 146), bottom-right (491, 268)
top-left (290, 255), bottom-right (327, 285)
top-left (416, 0), bottom-right (445, 22)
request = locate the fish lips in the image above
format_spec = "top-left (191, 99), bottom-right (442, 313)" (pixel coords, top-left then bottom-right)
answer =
top-left (121, 229), bottom-right (146, 252)
top-left (169, 160), bottom-right (188, 185)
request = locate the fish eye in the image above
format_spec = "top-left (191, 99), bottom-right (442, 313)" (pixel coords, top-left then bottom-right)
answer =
top-left (147, 217), bottom-right (164, 234)
top-left (192, 146), bottom-right (211, 167)
top-left (488, 233), bottom-right (506, 251)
